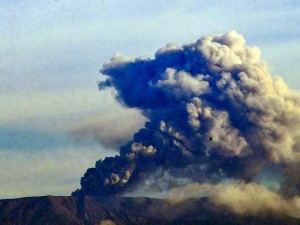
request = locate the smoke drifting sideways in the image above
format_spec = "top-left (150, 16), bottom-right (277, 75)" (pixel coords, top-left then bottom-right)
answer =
top-left (73, 31), bottom-right (300, 217)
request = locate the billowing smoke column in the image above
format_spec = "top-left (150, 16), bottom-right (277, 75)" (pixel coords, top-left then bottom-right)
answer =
top-left (73, 31), bottom-right (300, 202)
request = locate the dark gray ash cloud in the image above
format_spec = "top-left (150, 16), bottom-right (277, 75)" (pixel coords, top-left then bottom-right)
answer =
top-left (73, 31), bottom-right (300, 217)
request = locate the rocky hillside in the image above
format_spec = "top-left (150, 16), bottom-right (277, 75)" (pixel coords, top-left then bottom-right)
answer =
top-left (0, 196), bottom-right (299, 225)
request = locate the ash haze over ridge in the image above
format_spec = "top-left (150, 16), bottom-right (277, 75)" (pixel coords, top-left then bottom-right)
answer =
top-left (74, 31), bottom-right (300, 218)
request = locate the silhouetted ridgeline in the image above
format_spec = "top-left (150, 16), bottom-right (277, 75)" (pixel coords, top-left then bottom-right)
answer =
top-left (0, 196), bottom-right (299, 225)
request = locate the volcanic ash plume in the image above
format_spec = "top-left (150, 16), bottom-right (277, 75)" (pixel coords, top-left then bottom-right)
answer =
top-left (73, 31), bottom-right (300, 216)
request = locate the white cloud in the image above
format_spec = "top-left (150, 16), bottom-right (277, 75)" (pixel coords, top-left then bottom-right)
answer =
top-left (0, 88), bottom-right (103, 126)
top-left (0, 88), bottom-right (143, 128)
top-left (0, 87), bottom-right (145, 198)
top-left (169, 181), bottom-right (300, 218)
top-left (1, 0), bottom-right (300, 94)
top-left (71, 109), bottom-right (145, 149)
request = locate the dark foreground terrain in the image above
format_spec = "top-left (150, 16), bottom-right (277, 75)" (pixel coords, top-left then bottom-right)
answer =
top-left (0, 196), bottom-right (299, 225)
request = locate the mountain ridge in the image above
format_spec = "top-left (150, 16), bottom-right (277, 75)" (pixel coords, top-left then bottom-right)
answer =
top-left (0, 195), bottom-right (299, 225)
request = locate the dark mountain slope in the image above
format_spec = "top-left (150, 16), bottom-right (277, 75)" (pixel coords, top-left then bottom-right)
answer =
top-left (0, 196), bottom-right (299, 225)
top-left (0, 196), bottom-right (161, 225)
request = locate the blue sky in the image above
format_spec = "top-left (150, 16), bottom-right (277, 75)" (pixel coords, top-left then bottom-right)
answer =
top-left (0, 0), bottom-right (299, 199)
